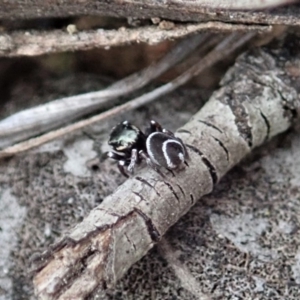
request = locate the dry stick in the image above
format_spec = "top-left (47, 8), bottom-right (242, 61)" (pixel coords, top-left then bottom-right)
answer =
top-left (0, 0), bottom-right (299, 24)
top-left (170, 0), bottom-right (297, 9)
top-left (0, 22), bottom-right (270, 57)
top-left (0, 33), bottom-right (209, 148)
top-left (0, 33), bottom-right (252, 158)
top-left (158, 237), bottom-right (212, 300)
top-left (32, 37), bottom-right (299, 299)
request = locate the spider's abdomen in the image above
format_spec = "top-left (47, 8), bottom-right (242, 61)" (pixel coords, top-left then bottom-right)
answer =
top-left (146, 132), bottom-right (186, 169)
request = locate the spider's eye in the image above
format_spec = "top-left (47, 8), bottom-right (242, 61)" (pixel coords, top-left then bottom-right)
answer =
top-left (108, 122), bottom-right (140, 151)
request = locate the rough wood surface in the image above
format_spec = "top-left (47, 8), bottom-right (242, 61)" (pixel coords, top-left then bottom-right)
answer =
top-left (32, 35), bottom-right (300, 299)
top-left (0, 23), bottom-right (269, 58)
top-left (0, 1), bottom-right (300, 25)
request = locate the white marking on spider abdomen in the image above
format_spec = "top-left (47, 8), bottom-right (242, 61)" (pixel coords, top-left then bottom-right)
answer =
top-left (146, 133), bottom-right (161, 166)
top-left (147, 132), bottom-right (186, 169)
top-left (178, 152), bottom-right (184, 163)
top-left (162, 139), bottom-right (185, 169)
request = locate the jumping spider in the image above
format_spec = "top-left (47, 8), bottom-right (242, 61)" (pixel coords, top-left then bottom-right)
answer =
top-left (106, 120), bottom-right (189, 177)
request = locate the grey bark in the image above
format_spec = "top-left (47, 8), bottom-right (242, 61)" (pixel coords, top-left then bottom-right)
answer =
top-left (0, 23), bottom-right (269, 58)
top-left (32, 35), bottom-right (300, 299)
top-left (0, 0), bottom-right (300, 25)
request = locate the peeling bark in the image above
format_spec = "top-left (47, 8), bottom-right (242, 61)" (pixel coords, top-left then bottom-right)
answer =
top-left (32, 36), bottom-right (300, 299)
top-left (0, 1), bottom-right (300, 26)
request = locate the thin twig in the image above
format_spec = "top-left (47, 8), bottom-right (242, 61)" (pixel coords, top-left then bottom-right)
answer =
top-left (0, 0), bottom-right (299, 24)
top-left (158, 238), bottom-right (212, 300)
top-left (160, 0), bottom-right (297, 9)
top-left (0, 32), bottom-right (255, 158)
top-left (0, 33), bottom-right (209, 148)
top-left (0, 22), bottom-right (270, 57)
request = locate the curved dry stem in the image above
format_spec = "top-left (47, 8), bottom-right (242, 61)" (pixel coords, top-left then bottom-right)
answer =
top-left (0, 33), bottom-right (255, 158)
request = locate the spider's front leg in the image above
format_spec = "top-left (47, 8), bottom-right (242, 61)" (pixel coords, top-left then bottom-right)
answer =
top-left (127, 149), bottom-right (138, 174)
top-left (146, 120), bottom-right (163, 135)
top-left (118, 160), bottom-right (130, 178)
top-left (149, 120), bottom-right (177, 139)
top-left (107, 152), bottom-right (130, 178)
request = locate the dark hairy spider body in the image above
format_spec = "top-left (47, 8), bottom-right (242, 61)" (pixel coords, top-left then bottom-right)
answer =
top-left (107, 120), bottom-right (189, 177)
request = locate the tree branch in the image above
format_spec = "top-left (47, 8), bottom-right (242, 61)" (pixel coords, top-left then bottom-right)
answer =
top-left (0, 33), bottom-right (210, 148)
top-left (32, 35), bottom-right (300, 299)
top-left (0, 32), bottom-right (254, 157)
top-left (0, 23), bottom-right (269, 57)
top-left (0, 0), bottom-right (299, 25)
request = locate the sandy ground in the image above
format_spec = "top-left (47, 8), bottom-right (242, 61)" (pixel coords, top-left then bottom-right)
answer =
top-left (0, 73), bottom-right (300, 299)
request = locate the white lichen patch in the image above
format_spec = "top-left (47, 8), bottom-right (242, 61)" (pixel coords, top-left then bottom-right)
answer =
top-left (35, 139), bottom-right (63, 153)
top-left (0, 189), bottom-right (26, 300)
top-left (251, 276), bottom-right (266, 292)
top-left (210, 213), bottom-right (278, 262)
top-left (277, 219), bottom-right (294, 235)
top-left (63, 138), bottom-right (97, 177)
